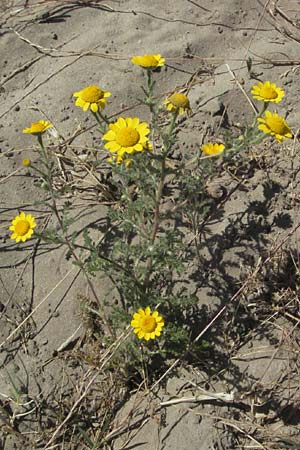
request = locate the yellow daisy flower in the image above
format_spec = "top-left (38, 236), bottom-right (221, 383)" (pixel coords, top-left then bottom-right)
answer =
top-left (251, 81), bottom-right (284, 103)
top-left (22, 120), bottom-right (53, 135)
top-left (22, 158), bottom-right (31, 167)
top-left (131, 54), bottom-right (165, 69)
top-left (164, 92), bottom-right (191, 115)
top-left (202, 142), bottom-right (225, 156)
top-left (73, 85), bottom-right (111, 112)
top-left (131, 306), bottom-right (164, 341)
top-left (9, 212), bottom-right (36, 243)
top-left (257, 111), bottom-right (292, 142)
top-left (103, 117), bottom-right (151, 157)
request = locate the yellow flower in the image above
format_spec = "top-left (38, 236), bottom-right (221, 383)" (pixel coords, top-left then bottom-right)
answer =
top-left (257, 111), bottom-right (292, 142)
top-left (73, 85), bottom-right (111, 112)
top-left (202, 142), bottom-right (225, 156)
top-left (131, 54), bottom-right (165, 69)
top-left (9, 212), bottom-right (36, 243)
top-left (251, 81), bottom-right (284, 103)
top-left (22, 120), bottom-right (53, 135)
top-left (103, 117), bottom-right (151, 156)
top-left (131, 307), bottom-right (164, 341)
top-left (164, 92), bottom-right (191, 115)
top-left (22, 158), bottom-right (31, 167)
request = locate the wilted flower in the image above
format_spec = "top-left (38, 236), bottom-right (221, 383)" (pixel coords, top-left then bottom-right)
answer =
top-left (164, 92), bottom-right (191, 115)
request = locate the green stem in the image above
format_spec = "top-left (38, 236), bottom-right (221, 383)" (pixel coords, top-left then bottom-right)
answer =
top-left (74, 243), bottom-right (144, 290)
top-left (91, 111), bottom-right (107, 133)
top-left (251, 101), bottom-right (269, 127)
top-left (142, 110), bottom-right (178, 288)
top-left (162, 111), bottom-right (178, 156)
top-left (37, 134), bottom-right (53, 188)
top-left (150, 157), bottom-right (166, 243)
top-left (258, 101), bottom-right (269, 117)
top-left (97, 109), bottom-right (110, 126)
top-left (145, 69), bottom-right (157, 121)
top-left (143, 154), bottom-right (167, 289)
top-left (37, 135), bottom-right (47, 162)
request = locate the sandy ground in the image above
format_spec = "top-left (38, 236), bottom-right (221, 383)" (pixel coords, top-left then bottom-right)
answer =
top-left (1, 0), bottom-right (300, 449)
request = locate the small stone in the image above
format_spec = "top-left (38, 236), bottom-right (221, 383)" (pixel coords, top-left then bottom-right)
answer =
top-left (14, 105), bottom-right (20, 112)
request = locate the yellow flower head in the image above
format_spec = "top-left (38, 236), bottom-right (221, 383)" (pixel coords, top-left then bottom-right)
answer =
top-left (251, 81), bottom-right (284, 103)
top-left (131, 54), bottom-right (165, 69)
top-left (103, 117), bottom-right (151, 157)
top-left (131, 306), bottom-right (164, 341)
top-left (164, 92), bottom-right (191, 115)
top-left (202, 142), bottom-right (225, 156)
top-left (22, 120), bottom-right (53, 135)
top-left (22, 158), bottom-right (31, 167)
top-left (9, 212), bottom-right (36, 243)
top-left (257, 111), bottom-right (292, 142)
top-left (73, 85), bottom-right (111, 112)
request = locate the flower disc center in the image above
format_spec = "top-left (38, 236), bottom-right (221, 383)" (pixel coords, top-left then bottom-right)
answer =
top-left (266, 117), bottom-right (287, 134)
top-left (81, 86), bottom-right (103, 103)
top-left (140, 316), bottom-right (156, 333)
top-left (15, 220), bottom-right (30, 236)
top-left (169, 93), bottom-right (189, 107)
top-left (261, 86), bottom-right (278, 100)
top-left (116, 128), bottom-right (140, 147)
